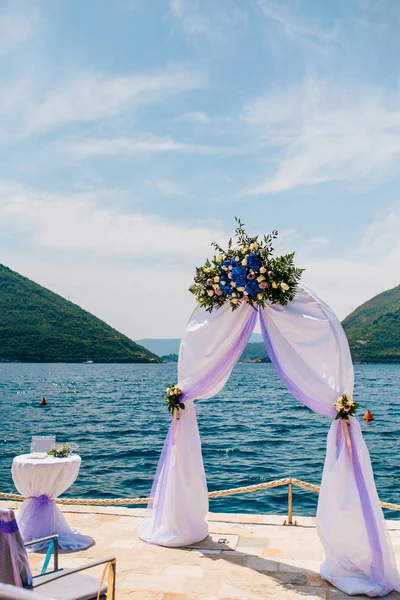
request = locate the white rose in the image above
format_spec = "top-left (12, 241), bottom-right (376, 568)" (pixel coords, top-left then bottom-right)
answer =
top-left (231, 298), bottom-right (238, 304)
top-left (257, 293), bottom-right (263, 300)
top-left (207, 289), bottom-right (214, 297)
top-left (260, 266), bottom-right (266, 274)
top-left (235, 255), bottom-right (240, 261)
top-left (214, 276), bottom-right (220, 283)
top-left (241, 259), bottom-right (247, 266)
top-left (281, 282), bottom-right (290, 292)
top-left (231, 281), bottom-right (237, 287)
top-left (216, 255), bottom-right (223, 263)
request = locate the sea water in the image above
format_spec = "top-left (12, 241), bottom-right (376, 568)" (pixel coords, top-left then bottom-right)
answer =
top-left (0, 363), bottom-right (399, 517)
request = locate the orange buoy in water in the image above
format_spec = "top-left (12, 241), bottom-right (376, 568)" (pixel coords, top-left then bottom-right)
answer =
top-left (363, 409), bottom-right (374, 421)
top-left (39, 397), bottom-right (47, 406)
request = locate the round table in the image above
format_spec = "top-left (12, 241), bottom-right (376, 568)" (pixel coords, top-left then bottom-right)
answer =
top-left (12, 454), bottom-right (93, 551)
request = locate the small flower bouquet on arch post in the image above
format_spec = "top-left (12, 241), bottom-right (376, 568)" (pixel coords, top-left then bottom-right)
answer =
top-left (165, 384), bottom-right (185, 418)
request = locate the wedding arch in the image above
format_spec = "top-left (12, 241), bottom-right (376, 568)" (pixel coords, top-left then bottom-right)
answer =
top-left (139, 221), bottom-right (400, 597)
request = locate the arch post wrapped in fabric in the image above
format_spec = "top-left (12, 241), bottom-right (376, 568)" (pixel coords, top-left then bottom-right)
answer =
top-left (139, 222), bottom-right (400, 597)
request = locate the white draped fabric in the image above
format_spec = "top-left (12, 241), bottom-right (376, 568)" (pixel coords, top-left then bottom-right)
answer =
top-left (139, 303), bottom-right (256, 547)
top-left (141, 285), bottom-right (400, 596)
top-left (318, 418), bottom-right (400, 596)
top-left (260, 286), bottom-right (400, 596)
top-left (12, 454), bottom-right (93, 551)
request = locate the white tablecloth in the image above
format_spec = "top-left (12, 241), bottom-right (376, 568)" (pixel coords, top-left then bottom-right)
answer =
top-left (12, 454), bottom-right (93, 551)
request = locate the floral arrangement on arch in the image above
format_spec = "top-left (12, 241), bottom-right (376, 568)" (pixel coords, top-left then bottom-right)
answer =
top-left (165, 384), bottom-right (185, 415)
top-left (335, 394), bottom-right (358, 420)
top-left (189, 218), bottom-right (304, 311)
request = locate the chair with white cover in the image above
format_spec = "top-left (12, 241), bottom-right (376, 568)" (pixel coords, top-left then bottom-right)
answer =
top-left (0, 507), bottom-right (116, 600)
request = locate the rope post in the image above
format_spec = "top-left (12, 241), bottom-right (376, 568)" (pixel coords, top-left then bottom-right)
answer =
top-left (288, 480), bottom-right (293, 525)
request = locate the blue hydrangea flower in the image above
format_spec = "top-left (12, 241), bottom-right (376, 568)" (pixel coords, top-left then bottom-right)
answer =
top-left (221, 258), bottom-right (238, 271)
top-left (247, 253), bottom-right (262, 272)
top-left (245, 279), bottom-right (260, 296)
top-left (219, 278), bottom-right (233, 295)
top-left (231, 266), bottom-right (247, 286)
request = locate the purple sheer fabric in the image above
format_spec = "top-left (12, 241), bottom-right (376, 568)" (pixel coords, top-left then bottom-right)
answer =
top-left (259, 307), bottom-right (336, 417)
top-left (180, 306), bottom-right (258, 403)
top-left (18, 495), bottom-right (56, 550)
top-left (0, 508), bottom-right (32, 589)
top-left (140, 307), bottom-right (258, 546)
top-left (348, 422), bottom-right (385, 589)
top-left (0, 520), bottom-right (19, 534)
top-left (259, 294), bottom-right (399, 596)
top-left (17, 495), bottom-right (93, 552)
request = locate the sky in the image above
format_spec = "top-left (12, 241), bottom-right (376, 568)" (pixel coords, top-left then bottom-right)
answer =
top-left (1, 0), bottom-right (400, 339)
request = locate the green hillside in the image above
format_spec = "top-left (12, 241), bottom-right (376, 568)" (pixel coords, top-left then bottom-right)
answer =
top-left (0, 265), bottom-right (161, 363)
top-left (342, 284), bottom-right (400, 363)
top-left (240, 342), bottom-right (269, 363)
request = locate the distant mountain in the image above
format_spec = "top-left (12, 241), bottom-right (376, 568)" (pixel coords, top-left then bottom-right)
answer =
top-left (240, 342), bottom-right (269, 363)
top-left (138, 332), bottom-right (264, 357)
top-left (137, 338), bottom-right (181, 356)
top-left (161, 354), bottom-right (179, 363)
top-left (0, 265), bottom-right (161, 363)
top-left (342, 284), bottom-right (400, 363)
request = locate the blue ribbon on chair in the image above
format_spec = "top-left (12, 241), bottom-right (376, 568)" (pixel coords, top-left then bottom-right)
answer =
top-left (40, 539), bottom-right (55, 575)
top-left (0, 519), bottom-right (19, 534)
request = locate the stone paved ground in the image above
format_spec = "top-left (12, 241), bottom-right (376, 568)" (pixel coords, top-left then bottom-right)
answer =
top-left (2, 502), bottom-right (400, 600)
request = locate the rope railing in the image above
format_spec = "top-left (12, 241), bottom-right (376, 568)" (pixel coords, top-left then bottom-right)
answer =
top-left (1, 478), bottom-right (399, 525)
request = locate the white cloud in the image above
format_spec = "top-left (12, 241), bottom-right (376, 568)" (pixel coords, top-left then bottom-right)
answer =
top-left (0, 184), bottom-right (222, 258)
top-left (0, 181), bottom-right (226, 338)
top-left (1, 181), bottom-right (399, 335)
top-left (23, 67), bottom-right (203, 134)
top-left (66, 134), bottom-right (222, 157)
top-left (244, 78), bottom-right (400, 194)
top-left (170, 0), bottom-right (247, 43)
top-left (296, 208), bottom-right (400, 319)
top-left (66, 134), bottom-right (241, 157)
top-left (146, 179), bottom-right (184, 195)
top-left (258, 0), bottom-right (338, 53)
top-left (0, 4), bottom-right (35, 54)
top-left (178, 110), bottom-right (211, 123)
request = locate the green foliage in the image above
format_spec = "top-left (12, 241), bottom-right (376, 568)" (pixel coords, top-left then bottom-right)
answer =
top-left (0, 265), bottom-right (161, 363)
top-left (342, 284), bottom-right (400, 363)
